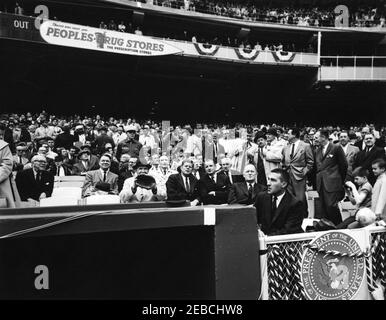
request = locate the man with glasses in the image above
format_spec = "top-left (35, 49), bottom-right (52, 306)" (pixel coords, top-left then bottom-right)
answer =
top-left (354, 133), bottom-right (386, 185)
top-left (15, 155), bottom-right (54, 203)
top-left (217, 157), bottom-right (243, 184)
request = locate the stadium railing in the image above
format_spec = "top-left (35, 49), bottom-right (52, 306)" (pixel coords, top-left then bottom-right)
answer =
top-left (320, 56), bottom-right (386, 80)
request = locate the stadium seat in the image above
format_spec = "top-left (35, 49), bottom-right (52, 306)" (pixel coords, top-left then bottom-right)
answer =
top-left (40, 196), bottom-right (80, 207)
top-left (52, 187), bottom-right (82, 199)
top-left (85, 195), bottom-right (120, 205)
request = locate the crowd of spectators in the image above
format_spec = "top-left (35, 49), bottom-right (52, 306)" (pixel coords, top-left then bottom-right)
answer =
top-left (0, 111), bottom-right (385, 235)
top-left (152, 0), bottom-right (386, 28)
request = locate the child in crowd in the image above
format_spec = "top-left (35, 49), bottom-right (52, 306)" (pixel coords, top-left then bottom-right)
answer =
top-left (337, 167), bottom-right (373, 229)
top-left (371, 158), bottom-right (386, 225)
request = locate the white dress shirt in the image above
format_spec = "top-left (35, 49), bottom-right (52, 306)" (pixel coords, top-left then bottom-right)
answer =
top-left (274, 192), bottom-right (286, 208)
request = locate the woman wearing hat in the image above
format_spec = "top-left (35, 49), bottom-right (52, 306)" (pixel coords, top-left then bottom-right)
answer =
top-left (119, 162), bottom-right (161, 203)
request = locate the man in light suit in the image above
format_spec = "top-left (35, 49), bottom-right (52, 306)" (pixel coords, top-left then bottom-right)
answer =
top-left (202, 132), bottom-right (225, 164)
top-left (257, 128), bottom-right (284, 185)
top-left (315, 129), bottom-right (348, 225)
top-left (82, 154), bottom-right (118, 197)
top-left (338, 130), bottom-right (359, 182)
top-left (282, 127), bottom-right (314, 211)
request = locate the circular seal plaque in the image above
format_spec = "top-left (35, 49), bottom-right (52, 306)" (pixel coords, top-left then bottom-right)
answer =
top-left (300, 231), bottom-right (365, 300)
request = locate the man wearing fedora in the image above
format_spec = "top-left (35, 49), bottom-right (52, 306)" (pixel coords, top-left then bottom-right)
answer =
top-left (82, 154), bottom-right (118, 197)
top-left (12, 142), bottom-right (30, 173)
top-left (72, 147), bottom-right (100, 175)
top-left (116, 125), bottom-right (142, 161)
top-left (119, 162), bottom-right (161, 203)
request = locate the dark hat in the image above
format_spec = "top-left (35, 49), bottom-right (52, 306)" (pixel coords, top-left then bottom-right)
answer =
top-left (133, 161), bottom-right (151, 170)
top-left (255, 131), bottom-right (267, 140)
top-left (80, 145), bottom-right (91, 151)
top-left (135, 174), bottom-right (156, 190)
top-left (267, 128), bottom-right (278, 137)
top-left (94, 182), bottom-right (111, 193)
top-left (54, 155), bottom-right (64, 162)
top-left (78, 149), bottom-right (90, 158)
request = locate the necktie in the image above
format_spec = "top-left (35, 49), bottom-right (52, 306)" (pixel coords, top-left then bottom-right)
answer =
top-left (57, 166), bottom-right (60, 176)
top-left (36, 171), bottom-right (41, 183)
top-left (211, 174), bottom-right (216, 184)
top-left (19, 156), bottom-right (22, 164)
top-left (185, 176), bottom-right (190, 193)
top-left (290, 143), bottom-right (295, 159)
top-left (365, 146), bottom-right (370, 153)
top-left (272, 195), bottom-right (278, 215)
top-left (103, 170), bottom-right (107, 182)
top-left (248, 183), bottom-right (253, 203)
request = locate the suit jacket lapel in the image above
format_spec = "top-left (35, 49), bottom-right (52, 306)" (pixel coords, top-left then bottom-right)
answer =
top-left (241, 182), bottom-right (248, 197)
top-left (292, 141), bottom-right (303, 160)
top-left (271, 193), bottom-right (290, 225)
top-left (322, 143), bottom-right (332, 161)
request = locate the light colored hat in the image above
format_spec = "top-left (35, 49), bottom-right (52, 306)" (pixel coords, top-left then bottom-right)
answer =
top-left (125, 125), bottom-right (137, 132)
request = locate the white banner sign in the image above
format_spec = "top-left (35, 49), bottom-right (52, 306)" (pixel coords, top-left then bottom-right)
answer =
top-left (40, 20), bottom-right (183, 56)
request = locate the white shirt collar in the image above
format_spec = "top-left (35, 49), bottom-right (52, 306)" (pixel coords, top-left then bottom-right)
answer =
top-left (100, 168), bottom-right (109, 175)
top-left (274, 192), bottom-right (286, 206)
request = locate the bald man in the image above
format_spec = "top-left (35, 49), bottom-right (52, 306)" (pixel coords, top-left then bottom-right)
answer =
top-left (228, 164), bottom-right (266, 205)
top-left (15, 154), bottom-right (54, 202)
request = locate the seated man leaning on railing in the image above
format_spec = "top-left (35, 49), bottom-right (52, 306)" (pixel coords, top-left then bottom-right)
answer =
top-left (255, 168), bottom-right (305, 236)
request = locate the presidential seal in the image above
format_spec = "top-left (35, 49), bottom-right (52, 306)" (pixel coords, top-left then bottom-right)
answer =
top-left (300, 231), bottom-right (365, 300)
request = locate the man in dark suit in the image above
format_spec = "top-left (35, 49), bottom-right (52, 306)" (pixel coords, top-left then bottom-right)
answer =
top-left (166, 159), bottom-right (200, 206)
top-left (354, 126), bottom-right (370, 151)
top-left (72, 148), bottom-right (99, 175)
top-left (94, 126), bottom-right (115, 156)
top-left (255, 168), bottom-right (305, 236)
top-left (217, 157), bottom-right (244, 184)
top-left (15, 155), bottom-right (54, 202)
top-left (199, 159), bottom-right (231, 204)
top-left (315, 129), bottom-right (348, 225)
top-left (49, 155), bottom-right (72, 176)
top-left (54, 125), bottom-right (75, 150)
top-left (228, 164), bottom-right (266, 205)
top-left (353, 133), bottom-right (386, 185)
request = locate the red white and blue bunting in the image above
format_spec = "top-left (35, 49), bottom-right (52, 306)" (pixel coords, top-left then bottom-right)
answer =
top-left (193, 43), bottom-right (220, 56)
top-left (234, 48), bottom-right (260, 61)
top-left (272, 51), bottom-right (296, 63)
